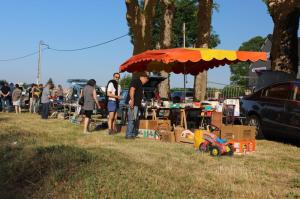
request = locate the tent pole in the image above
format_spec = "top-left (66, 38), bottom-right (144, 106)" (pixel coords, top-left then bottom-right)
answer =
top-left (183, 23), bottom-right (186, 103)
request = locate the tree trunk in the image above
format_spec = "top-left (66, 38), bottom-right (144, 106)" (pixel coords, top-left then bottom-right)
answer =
top-left (267, 0), bottom-right (300, 76)
top-left (194, 0), bottom-right (213, 101)
top-left (126, 0), bottom-right (157, 78)
top-left (158, 0), bottom-right (174, 99)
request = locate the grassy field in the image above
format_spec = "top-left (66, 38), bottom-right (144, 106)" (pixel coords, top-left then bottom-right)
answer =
top-left (0, 113), bottom-right (299, 199)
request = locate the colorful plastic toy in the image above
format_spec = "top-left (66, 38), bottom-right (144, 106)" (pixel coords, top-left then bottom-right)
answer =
top-left (199, 132), bottom-right (234, 157)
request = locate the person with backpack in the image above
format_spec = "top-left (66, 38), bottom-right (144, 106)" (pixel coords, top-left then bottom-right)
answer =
top-left (106, 73), bottom-right (122, 135)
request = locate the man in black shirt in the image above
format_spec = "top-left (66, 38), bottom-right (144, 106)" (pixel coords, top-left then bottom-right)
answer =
top-left (0, 83), bottom-right (11, 112)
top-left (125, 72), bottom-right (149, 139)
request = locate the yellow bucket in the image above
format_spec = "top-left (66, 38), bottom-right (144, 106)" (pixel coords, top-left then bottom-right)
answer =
top-left (194, 129), bottom-right (205, 149)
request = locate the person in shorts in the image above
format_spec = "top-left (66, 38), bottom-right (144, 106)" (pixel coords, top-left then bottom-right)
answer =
top-left (80, 79), bottom-right (100, 134)
top-left (106, 73), bottom-right (122, 134)
top-left (12, 84), bottom-right (22, 114)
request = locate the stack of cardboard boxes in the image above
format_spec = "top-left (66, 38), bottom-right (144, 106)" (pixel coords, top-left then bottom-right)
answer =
top-left (211, 112), bottom-right (256, 154)
top-left (220, 125), bottom-right (256, 154)
top-left (138, 120), bottom-right (172, 140)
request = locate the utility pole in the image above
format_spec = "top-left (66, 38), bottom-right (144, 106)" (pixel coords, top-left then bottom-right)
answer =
top-left (37, 41), bottom-right (43, 84)
top-left (183, 23), bottom-right (186, 102)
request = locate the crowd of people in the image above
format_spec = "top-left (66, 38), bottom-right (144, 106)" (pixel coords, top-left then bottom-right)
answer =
top-left (1, 72), bottom-right (149, 139)
top-left (0, 82), bottom-right (64, 117)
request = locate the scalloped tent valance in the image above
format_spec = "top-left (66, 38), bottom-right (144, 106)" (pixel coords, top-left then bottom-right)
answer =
top-left (119, 48), bottom-right (268, 75)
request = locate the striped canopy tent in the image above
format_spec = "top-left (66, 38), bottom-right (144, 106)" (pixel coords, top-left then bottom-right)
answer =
top-left (119, 48), bottom-right (268, 75)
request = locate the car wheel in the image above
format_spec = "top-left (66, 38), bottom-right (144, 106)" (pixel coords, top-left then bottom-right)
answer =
top-left (248, 115), bottom-right (264, 139)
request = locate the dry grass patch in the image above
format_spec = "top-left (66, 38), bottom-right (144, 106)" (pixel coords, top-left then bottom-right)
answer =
top-left (0, 113), bottom-right (299, 199)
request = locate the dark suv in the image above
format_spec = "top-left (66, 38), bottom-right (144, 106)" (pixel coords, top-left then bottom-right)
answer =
top-left (241, 80), bottom-right (300, 140)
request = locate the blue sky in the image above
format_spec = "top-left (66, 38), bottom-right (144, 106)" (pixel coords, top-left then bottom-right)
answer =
top-left (0, 0), bottom-right (289, 88)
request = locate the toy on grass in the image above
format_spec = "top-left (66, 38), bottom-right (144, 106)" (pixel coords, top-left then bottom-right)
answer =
top-left (199, 131), bottom-right (234, 157)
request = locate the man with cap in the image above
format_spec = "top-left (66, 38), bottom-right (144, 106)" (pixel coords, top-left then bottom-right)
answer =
top-left (125, 72), bottom-right (149, 139)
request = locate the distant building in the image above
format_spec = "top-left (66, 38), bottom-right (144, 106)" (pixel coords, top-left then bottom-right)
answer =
top-left (248, 34), bottom-right (300, 88)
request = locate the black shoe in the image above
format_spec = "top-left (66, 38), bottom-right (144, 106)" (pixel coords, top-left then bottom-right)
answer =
top-left (108, 129), bottom-right (113, 135)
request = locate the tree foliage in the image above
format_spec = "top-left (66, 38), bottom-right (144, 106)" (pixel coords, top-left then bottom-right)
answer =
top-left (0, 80), bottom-right (7, 86)
top-left (129, 0), bottom-right (220, 49)
top-left (119, 74), bottom-right (132, 89)
top-left (230, 36), bottom-right (265, 87)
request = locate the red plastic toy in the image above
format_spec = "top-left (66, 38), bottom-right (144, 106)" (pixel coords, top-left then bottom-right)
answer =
top-left (199, 132), bottom-right (234, 157)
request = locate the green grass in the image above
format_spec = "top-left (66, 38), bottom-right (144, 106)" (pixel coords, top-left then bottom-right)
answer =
top-left (0, 113), bottom-right (299, 199)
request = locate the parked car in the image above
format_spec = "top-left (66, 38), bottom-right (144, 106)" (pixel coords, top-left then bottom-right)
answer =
top-left (66, 79), bottom-right (107, 116)
top-left (241, 80), bottom-right (300, 141)
top-left (171, 90), bottom-right (194, 103)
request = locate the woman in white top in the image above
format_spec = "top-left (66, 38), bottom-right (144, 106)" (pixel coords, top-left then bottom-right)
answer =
top-left (106, 73), bottom-right (122, 134)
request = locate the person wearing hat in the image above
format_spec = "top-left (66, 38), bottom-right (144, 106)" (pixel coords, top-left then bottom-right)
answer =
top-left (125, 72), bottom-right (149, 139)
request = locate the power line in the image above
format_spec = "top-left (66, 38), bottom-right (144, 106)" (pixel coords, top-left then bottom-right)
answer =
top-left (48, 33), bottom-right (129, 52)
top-left (0, 33), bottom-right (129, 62)
top-left (0, 50), bottom-right (39, 62)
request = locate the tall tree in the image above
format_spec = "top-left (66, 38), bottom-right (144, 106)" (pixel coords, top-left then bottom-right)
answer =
top-left (151, 0), bottom-right (220, 99)
top-left (230, 36), bottom-right (265, 87)
top-left (126, 0), bottom-right (157, 55)
top-left (263, 0), bottom-right (300, 76)
top-left (151, 0), bottom-right (220, 49)
top-left (193, 0), bottom-right (213, 101)
top-left (157, 0), bottom-right (175, 99)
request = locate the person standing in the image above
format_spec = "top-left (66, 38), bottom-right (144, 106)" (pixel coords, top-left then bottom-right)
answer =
top-left (31, 84), bottom-right (40, 113)
top-left (125, 73), bottom-right (149, 139)
top-left (8, 82), bottom-right (14, 107)
top-left (0, 82), bottom-right (11, 112)
top-left (28, 84), bottom-right (33, 113)
top-left (57, 85), bottom-right (64, 102)
top-left (41, 83), bottom-right (53, 119)
top-left (80, 79), bottom-right (100, 134)
top-left (38, 84), bottom-right (44, 113)
top-left (12, 84), bottom-right (22, 114)
top-left (106, 73), bottom-right (122, 134)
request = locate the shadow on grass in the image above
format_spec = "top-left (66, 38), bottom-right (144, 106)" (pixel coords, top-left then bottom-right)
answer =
top-left (0, 144), bottom-right (94, 199)
top-left (263, 133), bottom-right (300, 147)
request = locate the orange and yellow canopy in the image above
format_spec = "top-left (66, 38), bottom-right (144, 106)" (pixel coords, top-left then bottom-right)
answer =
top-left (119, 48), bottom-right (267, 75)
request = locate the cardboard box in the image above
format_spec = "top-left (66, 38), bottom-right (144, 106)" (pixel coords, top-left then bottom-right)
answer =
top-left (228, 140), bottom-right (256, 154)
top-left (173, 126), bottom-right (194, 144)
top-left (157, 120), bottom-right (171, 127)
top-left (220, 125), bottom-right (256, 140)
top-left (139, 120), bottom-right (158, 130)
top-left (138, 129), bottom-right (160, 140)
top-left (211, 112), bottom-right (222, 128)
top-left (174, 126), bottom-right (185, 143)
top-left (157, 120), bottom-right (171, 131)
